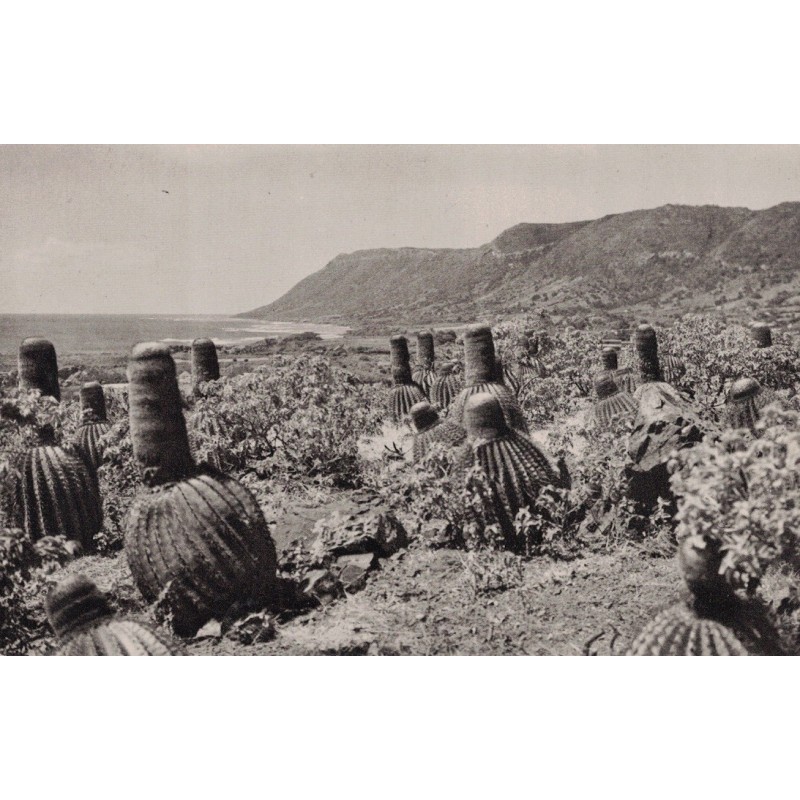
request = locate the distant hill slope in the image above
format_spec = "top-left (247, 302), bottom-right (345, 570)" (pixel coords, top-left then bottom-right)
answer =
top-left (242, 202), bottom-right (800, 328)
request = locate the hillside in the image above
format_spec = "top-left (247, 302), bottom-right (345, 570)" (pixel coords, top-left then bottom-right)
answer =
top-left (243, 203), bottom-right (800, 328)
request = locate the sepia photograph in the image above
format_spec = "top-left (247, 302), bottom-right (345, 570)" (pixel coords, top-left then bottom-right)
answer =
top-left (2, 143), bottom-right (800, 657)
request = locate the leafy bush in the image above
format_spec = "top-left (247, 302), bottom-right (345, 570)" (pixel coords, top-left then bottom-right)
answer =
top-left (671, 404), bottom-right (800, 593)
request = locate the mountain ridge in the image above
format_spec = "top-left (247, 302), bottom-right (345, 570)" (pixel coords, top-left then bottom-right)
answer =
top-left (242, 202), bottom-right (800, 328)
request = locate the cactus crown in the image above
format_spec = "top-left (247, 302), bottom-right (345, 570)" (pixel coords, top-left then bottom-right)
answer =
top-left (191, 338), bottom-right (220, 383)
top-left (634, 324), bottom-right (662, 382)
top-left (751, 321), bottom-right (772, 348)
top-left (410, 401), bottom-right (439, 433)
top-left (601, 347), bottom-right (618, 371)
top-left (463, 392), bottom-right (510, 442)
top-left (417, 331), bottom-right (435, 368)
top-left (127, 342), bottom-right (196, 486)
top-left (595, 374), bottom-right (619, 400)
top-left (463, 324), bottom-right (496, 385)
top-left (80, 381), bottom-right (107, 422)
top-left (729, 377), bottom-right (761, 403)
top-left (46, 574), bottom-right (114, 639)
top-left (18, 337), bottom-right (60, 401)
top-left (389, 336), bottom-right (413, 384)
top-left (678, 535), bottom-right (724, 600)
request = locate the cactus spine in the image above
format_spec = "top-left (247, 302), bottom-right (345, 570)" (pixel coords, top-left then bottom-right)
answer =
top-left (412, 331), bottom-right (437, 397)
top-left (75, 382), bottom-right (111, 471)
top-left (389, 336), bottom-right (427, 423)
top-left (594, 374), bottom-right (637, 429)
top-left (18, 337), bottom-right (60, 400)
top-left (46, 574), bottom-right (179, 656)
top-left (409, 401), bottom-right (467, 461)
top-left (463, 393), bottom-right (562, 546)
top-left (449, 325), bottom-right (529, 435)
top-left (191, 337), bottom-right (220, 389)
top-left (125, 343), bottom-right (278, 636)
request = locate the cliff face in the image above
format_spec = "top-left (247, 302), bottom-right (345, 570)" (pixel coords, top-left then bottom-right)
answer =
top-left (242, 203), bottom-right (800, 325)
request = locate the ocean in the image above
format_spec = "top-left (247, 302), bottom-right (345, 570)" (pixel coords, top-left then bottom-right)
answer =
top-left (0, 314), bottom-right (347, 357)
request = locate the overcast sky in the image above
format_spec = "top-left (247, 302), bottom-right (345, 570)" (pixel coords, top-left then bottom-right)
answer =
top-left (2, 144), bottom-right (800, 315)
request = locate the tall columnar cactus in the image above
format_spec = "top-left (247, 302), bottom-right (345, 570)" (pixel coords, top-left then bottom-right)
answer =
top-left (725, 377), bottom-right (761, 433)
top-left (449, 325), bottom-right (529, 435)
top-left (389, 336), bottom-right (427, 423)
top-left (409, 401), bottom-right (467, 462)
top-left (75, 382), bottom-right (111, 471)
top-left (633, 324), bottom-right (663, 384)
top-left (627, 535), bottom-right (784, 656)
top-left (191, 337), bottom-right (220, 389)
top-left (594, 374), bottom-right (637, 429)
top-left (18, 337), bottom-right (60, 400)
top-left (463, 393), bottom-right (563, 546)
top-left (751, 321), bottom-right (773, 349)
top-left (125, 342), bottom-right (278, 636)
top-left (412, 331), bottom-right (437, 398)
top-left (431, 361), bottom-right (464, 411)
top-left (46, 574), bottom-right (180, 656)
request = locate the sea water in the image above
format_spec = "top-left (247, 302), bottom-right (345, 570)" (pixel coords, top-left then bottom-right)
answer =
top-left (0, 314), bottom-right (348, 356)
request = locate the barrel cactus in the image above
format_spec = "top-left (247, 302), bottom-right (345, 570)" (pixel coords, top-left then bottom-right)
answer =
top-left (46, 574), bottom-right (179, 656)
top-left (449, 325), bottom-right (529, 435)
top-left (601, 347), bottom-right (618, 372)
top-left (493, 356), bottom-right (521, 396)
top-left (594, 374), bottom-right (636, 429)
top-left (627, 535), bottom-right (784, 656)
top-left (11, 342), bottom-right (102, 549)
top-left (18, 337), bottom-right (60, 400)
top-left (431, 361), bottom-right (464, 411)
top-left (75, 382), bottom-right (111, 470)
top-left (409, 401), bottom-right (467, 461)
top-left (125, 342), bottom-right (278, 636)
top-left (462, 392), bottom-right (563, 546)
top-left (412, 331), bottom-right (437, 396)
top-left (751, 321), bottom-right (772, 349)
top-left (388, 336), bottom-right (427, 424)
top-left (191, 337), bottom-right (220, 390)
top-left (725, 377), bottom-right (762, 433)
top-left (661, 353), bottom-right (687, 386)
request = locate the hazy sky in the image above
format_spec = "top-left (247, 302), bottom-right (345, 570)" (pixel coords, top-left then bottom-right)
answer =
top-left (2, 144), bottom-right (800, 315)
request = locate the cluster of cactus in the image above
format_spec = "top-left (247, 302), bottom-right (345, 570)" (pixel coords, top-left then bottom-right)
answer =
top-left (411, 331), bottom-right (437, 396)
top-left (462, 392), bottom-right (564, 546)
top-left (124, 342), bottom-right (278, 636)
top-left (627, 535), bottom-right (784, 655)
top-left (449, 325), bottom-right (529, 435)
top-left (409, 401), bottom-right (467, 461)
top-left (593, 373), bottom-right (636, 429)
top-left (191, 337), bottom-right (220, 391)
top-left (11, 339), bottom-right (103, 550)
top-left (46, 574), bottom-right (179, 655)
top-left (388, 336), bottom-right (427, 423)
top-left (75, 381), bottom-right (111, 470)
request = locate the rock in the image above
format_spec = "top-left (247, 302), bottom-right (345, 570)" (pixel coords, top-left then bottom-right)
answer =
top-left (300, 569), bottom-right (344, 605)
top-left (224, 611), bottom-right (276, 645)
top-left (194, 619), bottom-right (223, 639)
top-left (311, 507), bottom-right (408, 561)
top-left (626, 382), bottom-right (707, 508)
top-left (334, 553), bottom-right (377, 592)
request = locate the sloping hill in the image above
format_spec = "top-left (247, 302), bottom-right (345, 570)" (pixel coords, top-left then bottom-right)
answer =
top-left (243, 203), bottom-right (800, 326)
